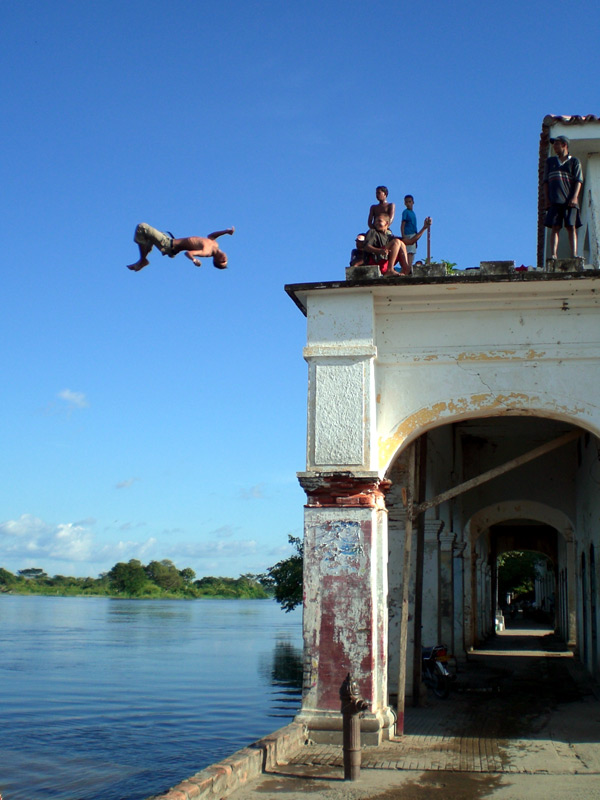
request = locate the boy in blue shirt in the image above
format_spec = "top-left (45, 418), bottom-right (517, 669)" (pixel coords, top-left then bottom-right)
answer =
top-left (401, 195), bottom-right (419, 271)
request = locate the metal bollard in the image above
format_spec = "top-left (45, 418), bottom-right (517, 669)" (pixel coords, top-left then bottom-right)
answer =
top-left (339, 673), bottom-right (369, 781)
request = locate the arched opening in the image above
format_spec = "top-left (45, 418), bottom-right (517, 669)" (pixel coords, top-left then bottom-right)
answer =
top-left (497, 546), bottom-right (555, 628)
top-left (385, 414), bottom-right (600, 706)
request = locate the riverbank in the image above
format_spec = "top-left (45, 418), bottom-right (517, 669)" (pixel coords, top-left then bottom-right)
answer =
top-left (0, 565), bottom-right (271, 600)
top-left (1, 587), bottom-right (272, 600)
top-left (151, 625), bottom-right (600, 800)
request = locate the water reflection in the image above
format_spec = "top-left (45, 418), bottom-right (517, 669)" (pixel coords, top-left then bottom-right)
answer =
top-left (269, 639), bottom-right (304, 686)
top-left (107, 599), bottom-right (195, 622)
top-left (259, 637), bottom-right (303, 719)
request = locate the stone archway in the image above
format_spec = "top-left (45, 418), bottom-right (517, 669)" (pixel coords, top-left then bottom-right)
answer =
top-left (465, 500), bottom-right (576, 651)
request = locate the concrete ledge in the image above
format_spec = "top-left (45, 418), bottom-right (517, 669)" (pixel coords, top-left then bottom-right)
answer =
top-left (147, 722), bottom-right (306, 800)
top-left (413, 263), bottom-right (448, 277)
top-left (345, 264), bottom-right (380, 280)
top-left (480, 260), bottom-right (516, 274)
top-left (295, 707), bottom-right (396, 746)
top-left (545, 257), bottom-right (585, 272)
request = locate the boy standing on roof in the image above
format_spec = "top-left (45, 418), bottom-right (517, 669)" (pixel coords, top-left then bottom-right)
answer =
top-left (543, 135), bottom-right (583, 259)
top-left (350, 186), bottom-right (395, 267)
top-left (401, 195), bottom-right (420, 271)
top-left (367, 186), bottom-right (396, 229)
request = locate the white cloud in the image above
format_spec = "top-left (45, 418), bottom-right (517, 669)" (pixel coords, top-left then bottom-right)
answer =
top-left (0, 514), bottom-right (93, 562)
top-left (115, 478), bottom-right (138, 490)
top-left (168, 538), bottom-right (258, 560)
top-left (239, 483), bottom-right (265, 500)
top-left (0, 515), bottom-right (279, 579)
top-left (117, 521), bottom-right (146, 532)
top-left (211, 525), bottom-right (237, 539)
top-left (96, 537), bottom-right (158, 561)
top-left (57, 388), bottom-right (89, 411)
top-left (0, 515), bottom-right (158, 571)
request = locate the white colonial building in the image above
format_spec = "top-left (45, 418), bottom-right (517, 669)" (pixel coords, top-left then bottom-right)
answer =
top-left (287, 116), bottom-right (600, 745)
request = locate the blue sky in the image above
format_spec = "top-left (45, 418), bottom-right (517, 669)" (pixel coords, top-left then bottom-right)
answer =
top-left (1, 0), bottom-right (598, 579)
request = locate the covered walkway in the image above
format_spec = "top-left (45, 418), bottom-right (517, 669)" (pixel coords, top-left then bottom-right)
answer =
top-left (225, 623), bottom-right (600, 800)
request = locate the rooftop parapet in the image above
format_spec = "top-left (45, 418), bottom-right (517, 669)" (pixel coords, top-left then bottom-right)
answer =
top-left (344, 258), bottom-right (588, 283)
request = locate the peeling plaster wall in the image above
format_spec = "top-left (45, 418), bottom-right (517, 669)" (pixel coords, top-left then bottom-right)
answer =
top-left (458, 431), bottom-right (578, 525)
top-left (580, 155), bottom-right (600, 267)
top-left (300, 504), bottom-right (390, 726)
top-left (575, 434), bottom-right (600, 676)
top-left (304, 291), bottom-right (378, 472)
top-left (386, 455), bottom-right (418, 696)
top-left (374, 281), bottom-right (600, 473)
top-left (425, 426), bottom-right (455, 534)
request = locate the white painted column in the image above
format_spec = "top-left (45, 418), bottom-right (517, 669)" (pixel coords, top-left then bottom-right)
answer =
top-left (581, 153), bottom-right (600, 267)
top-left (566, 537), bottom-right (577, 649)
top-left (439, 530), bottom-right (456, 648)
top-left (296, 475), bottom-right (395, 745)
top-left (476, 556), bottom-right (485, 641)
top-left (421, 520), bottom-right (443, 646)
top-left (453, 542), bottom-right (467, 660)
top-left (463, 539), bottom-right (475, 651)
top-left (484, 562), bottom-right (493, 637)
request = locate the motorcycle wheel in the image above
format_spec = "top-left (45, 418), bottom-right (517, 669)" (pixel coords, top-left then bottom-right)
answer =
top-left (432, 672), bottom-right (450, 699)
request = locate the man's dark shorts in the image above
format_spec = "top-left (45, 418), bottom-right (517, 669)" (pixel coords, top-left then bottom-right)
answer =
top-left (544, 204), bottom-right (582, 229)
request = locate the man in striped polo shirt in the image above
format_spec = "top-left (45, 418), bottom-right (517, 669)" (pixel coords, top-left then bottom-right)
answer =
top-left (543, 135), bottom-right (583, 259)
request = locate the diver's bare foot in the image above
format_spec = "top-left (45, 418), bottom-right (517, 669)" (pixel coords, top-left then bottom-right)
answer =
top-left (127, 258), bottom-right (149, 271)
top-left (227, 227), bottom-right (235, 235)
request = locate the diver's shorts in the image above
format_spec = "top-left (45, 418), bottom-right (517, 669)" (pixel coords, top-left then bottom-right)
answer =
top-left (134, 223), bottom-right (175, 256)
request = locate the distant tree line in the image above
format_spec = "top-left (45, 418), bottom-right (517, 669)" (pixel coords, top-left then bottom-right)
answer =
top-left (0, 559), bottom-right (270, 600)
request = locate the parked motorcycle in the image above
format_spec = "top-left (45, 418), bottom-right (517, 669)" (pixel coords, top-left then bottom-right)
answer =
top-left (422, 644), bottom-right (453, 698)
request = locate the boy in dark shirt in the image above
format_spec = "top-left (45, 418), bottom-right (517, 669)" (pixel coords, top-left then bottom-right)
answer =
top-left (362, 214), bottom-right (431, 276)
top-left (543, 136), bottom-right (583, 258)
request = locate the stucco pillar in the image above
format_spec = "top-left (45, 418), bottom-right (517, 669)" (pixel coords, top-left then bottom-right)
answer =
top-left (453, 542), bottom-right (467, 660)
top-left (582, 153), bottom-right (600, 267)
top-left (439, 530), bottom-right (456, 648)
top-left (484, 562), bottom-right (493, 637)
top-left (476, 556), bottom-right (485, 641)
top-left (296, 473), bottom-right (395, 745)
top-left (463, 539), bottom-right (475, 651)
top-left (421, 520), bottom-right (443, 646)
top-left (566, 536), bottom-right (577, 649)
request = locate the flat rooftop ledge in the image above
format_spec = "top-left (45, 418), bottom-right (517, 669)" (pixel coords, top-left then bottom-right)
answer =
top-left (285, 269), bottom-right (600, 315)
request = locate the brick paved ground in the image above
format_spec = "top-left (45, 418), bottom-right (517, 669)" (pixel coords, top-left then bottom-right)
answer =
top-left (178, 623), bottom-right (600, 799)
top-left (288, 623), bottom-right (600, 777)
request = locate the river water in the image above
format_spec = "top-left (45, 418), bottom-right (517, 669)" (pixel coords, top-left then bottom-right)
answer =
top-left (0, 595), bottom-right (303, 800)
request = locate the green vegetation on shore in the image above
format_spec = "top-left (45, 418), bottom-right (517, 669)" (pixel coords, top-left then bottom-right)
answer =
top-left (0, 560), bottom-right (271, 600)
top-left (259, 535), bottom-right (303, 612)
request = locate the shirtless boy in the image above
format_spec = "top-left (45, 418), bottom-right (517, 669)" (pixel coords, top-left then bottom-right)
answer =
top-left (367, 186), bottom-right (395, 229)
top-left (127, 223), bottom-right (235, 271)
